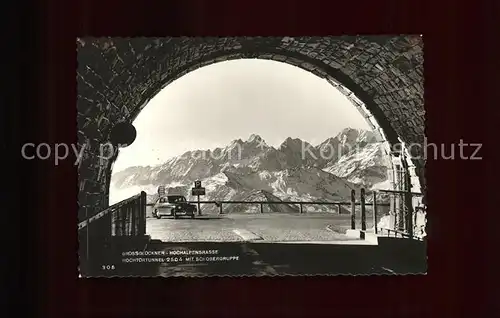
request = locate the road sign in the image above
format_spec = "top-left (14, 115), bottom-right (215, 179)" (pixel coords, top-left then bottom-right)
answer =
top-left (192, 183), bottom-right (205, 216)
top-left (158, 185), bottom-right (165, 195)
top-left (191, 187), bottom-right (206, 196)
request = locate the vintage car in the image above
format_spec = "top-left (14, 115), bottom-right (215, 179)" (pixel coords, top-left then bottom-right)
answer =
top-left (153, 195), bottom-right (197, 219)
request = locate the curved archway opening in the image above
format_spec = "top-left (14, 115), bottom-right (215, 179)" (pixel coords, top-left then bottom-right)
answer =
top-left (108, 59), bottom-right (422, 232)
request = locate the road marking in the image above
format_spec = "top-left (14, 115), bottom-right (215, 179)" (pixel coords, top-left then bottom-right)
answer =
top-left (232, 229), bottom-right (263, 241)
top-left (325, 225), bottom-right (339, 233)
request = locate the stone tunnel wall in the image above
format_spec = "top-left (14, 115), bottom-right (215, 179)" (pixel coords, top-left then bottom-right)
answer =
top-left (76, 36), bottom-right (425, 220)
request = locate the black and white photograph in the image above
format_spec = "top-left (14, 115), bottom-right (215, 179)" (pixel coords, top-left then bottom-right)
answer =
top-left (77, 36), bottom-right (426, 277)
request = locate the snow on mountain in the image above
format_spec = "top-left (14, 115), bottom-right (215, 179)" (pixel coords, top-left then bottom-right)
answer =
top-left (322, 142), bottom-right (390, 187)
top-left (315, 128), bottom-right (379, 164)
top-left (109, 128), bottom-right (392, 210)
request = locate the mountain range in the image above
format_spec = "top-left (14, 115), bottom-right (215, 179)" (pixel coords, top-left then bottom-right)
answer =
top-left (109, 128), bottom-right (392, 213)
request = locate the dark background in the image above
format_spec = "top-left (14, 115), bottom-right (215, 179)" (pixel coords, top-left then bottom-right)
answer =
top-left (5, 0), bottom-right (496, 317)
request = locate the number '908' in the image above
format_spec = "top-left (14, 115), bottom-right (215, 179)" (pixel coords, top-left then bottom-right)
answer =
top-left (102, 265), bottom-right (115, 270)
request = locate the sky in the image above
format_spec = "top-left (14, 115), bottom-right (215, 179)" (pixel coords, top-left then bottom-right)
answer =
top-left (112, 59), bottom-right (370, 172)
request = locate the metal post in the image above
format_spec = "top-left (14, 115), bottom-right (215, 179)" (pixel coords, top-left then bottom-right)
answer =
top-left (400, 152), bottom-right (414, 238)
top-left (414, 204), bottom-right (418, 234)
top-left (350, 189), bottom-right (356, 229)
top-left (114, 207), bottom-right (120, 236)
top-left (392, 193), bottom-right (398, 230)
top-left (396, 165), bottom-right (404, 230)
top-left (131, 200), bottom-right (137, 236)
top-left (260, 203), bottom-right (264, 213)
top-left (125, 203), bottom-right (130, 236)
top-left (140, 191), bottom-right (147, 235)
top-left (299, 203), bottom-right (303, 214)
top-left (373, 191), bottom-right (378, 234)
top-left (120, 205), bottom-right (126, 236)
top-left (129, 203), bottom-right (134, 235)
top-left (360, 188), bottom-right (366, 231)
top-left (197, 195), bottom-right (201, 216)
top-left (337, 203), bottom-right (342, 214)
top-left (405, 192), bottom-right (413, 238)
top-left (219, 203), bottom-right (223, 214)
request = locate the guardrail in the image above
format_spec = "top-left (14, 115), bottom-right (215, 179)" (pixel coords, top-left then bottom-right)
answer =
top-left (379, 228), bottom-right (425, 241)
top-left (145, 187), bottom-right (424, 240)
top-left (377, 189), bottom-right (425, 239)
top-left (79, 191), bottom-right (147, 268)
top-left (79, 191), bottom-right (147, 235)
top-left (146, 199), bottom-right (390, 215)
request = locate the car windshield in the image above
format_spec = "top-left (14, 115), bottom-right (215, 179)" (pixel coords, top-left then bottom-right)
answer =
top-left (167, 196), bottom-right (186, 203)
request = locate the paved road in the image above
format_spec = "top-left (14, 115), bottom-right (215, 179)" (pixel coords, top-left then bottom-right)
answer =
top-left (85, 211), bottom-right (422, 277)
top-left (146, 210), bottom-right (371, 243)
top-left (136, 209), bottom-right (408, 277)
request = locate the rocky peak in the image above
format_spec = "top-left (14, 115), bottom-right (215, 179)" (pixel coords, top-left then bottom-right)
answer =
top-left (279, 137), bottom-right (305, 150)
top-left (247, 134), bottom-right (264, 143)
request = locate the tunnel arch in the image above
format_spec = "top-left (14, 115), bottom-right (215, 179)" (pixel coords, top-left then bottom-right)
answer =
top-left (77, 36), bottom-right (424, 220)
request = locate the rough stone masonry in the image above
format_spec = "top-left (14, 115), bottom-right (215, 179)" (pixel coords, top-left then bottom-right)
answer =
top-left (76, 36), bottom-right (425, 220)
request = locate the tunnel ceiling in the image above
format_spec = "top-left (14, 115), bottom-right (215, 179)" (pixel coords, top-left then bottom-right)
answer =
top-left (76, 36), bottom-right (425, 217)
